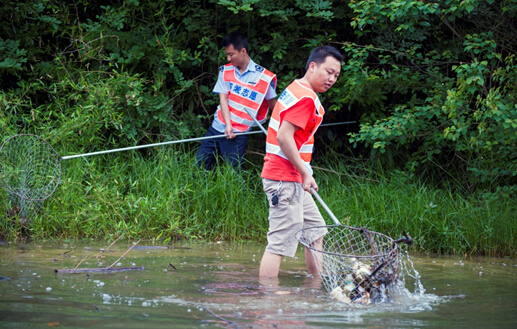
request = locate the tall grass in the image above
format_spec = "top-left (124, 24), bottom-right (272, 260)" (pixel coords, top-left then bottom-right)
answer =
top-left (0, 145), bottom-right (269, 242)
top-left (315, 162), bottom-right (516, 257)
top-left (0, 145), bottom-right (515, 257)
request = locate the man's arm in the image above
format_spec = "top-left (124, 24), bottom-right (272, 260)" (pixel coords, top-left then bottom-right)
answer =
top-left (276, 120), bottom-right (318, 192)
top-left (219, 93), bottom-right (236, 139)
top-left (266, 98), bottom-right (277, 110)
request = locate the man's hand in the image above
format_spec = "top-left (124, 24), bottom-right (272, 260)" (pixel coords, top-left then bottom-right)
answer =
top-left (219, 93), bottom-right (235, 138)
top-left (225, 124), bottom-right (236, 139)
top-left (302, 173), bottom-right (318, 193)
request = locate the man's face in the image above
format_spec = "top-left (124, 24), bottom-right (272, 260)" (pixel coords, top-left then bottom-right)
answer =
top-left (225, 45), bottom-right (247, 69)
top-left (307, 56), bottom-right (341, 93)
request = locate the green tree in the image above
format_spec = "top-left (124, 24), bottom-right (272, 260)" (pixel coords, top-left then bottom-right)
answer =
top-left (2, 0), bottom-right (516, 192)
top-left (342, 0), bottom-right (517, 190)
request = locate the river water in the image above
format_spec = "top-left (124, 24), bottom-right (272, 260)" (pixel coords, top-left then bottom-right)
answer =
top-left (0, 240), bottom-right (516, 328)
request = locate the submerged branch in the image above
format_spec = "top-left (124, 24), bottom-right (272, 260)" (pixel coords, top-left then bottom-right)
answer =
top-left (55, 266), bottom-right (144, 274)
top-left (51, 247), bottom-right (76, 262)
top-left (74, 255), bottom-right (89, 269)
top-left (72, 234), bottom-right (126, 269)
top-left (108, 239), bottom-right (142, 269)
top-left (95, 233), bottom-right (125, 258)
top-left (187, 302), bottom-right (238, 326)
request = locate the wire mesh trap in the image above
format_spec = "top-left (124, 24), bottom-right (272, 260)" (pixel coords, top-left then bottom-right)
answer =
top-left (0, 134), bottom-right (62, 223)
top-left (0, 131), bottom-right (265, 222)
top-left (295, 225), bottom-right (412, 305)
top-left (0, 134), bottom-right (62, 201)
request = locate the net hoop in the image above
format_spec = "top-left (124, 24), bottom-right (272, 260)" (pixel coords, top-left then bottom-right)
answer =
top-left (295, 224), bottom-right (401, 301)
top-left (296, 224), bottom-right (398, 259)
top-left (0, 134), bottom-right (62, 201)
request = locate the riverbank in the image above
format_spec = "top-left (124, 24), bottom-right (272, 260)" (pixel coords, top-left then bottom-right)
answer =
top-left (1, 146), bottom-right (515, 257)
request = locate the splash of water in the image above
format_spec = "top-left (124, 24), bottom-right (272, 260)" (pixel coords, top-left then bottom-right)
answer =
top-left (371, 249), bottom-right (443, 312)
top-left (398, 249), bottom-right (426, 296)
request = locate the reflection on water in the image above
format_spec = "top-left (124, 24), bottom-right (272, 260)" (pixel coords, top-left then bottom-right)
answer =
top-left (0, 240), bottom-right (516, 328)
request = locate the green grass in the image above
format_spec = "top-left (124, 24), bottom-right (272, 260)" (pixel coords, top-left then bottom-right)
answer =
top-left (314, 164), bottom-right (516, 257)
top-left (1, 145), bottom-right (516, 257)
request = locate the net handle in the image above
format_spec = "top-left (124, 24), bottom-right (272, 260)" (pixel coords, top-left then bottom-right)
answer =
top-left (310, 187), bottom-right (340, 225)
top-left (61, 131), bottom-right (263, 160)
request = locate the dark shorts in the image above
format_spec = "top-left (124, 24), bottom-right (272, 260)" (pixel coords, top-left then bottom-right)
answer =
top-left (196, 126), bottom-right (248, 170)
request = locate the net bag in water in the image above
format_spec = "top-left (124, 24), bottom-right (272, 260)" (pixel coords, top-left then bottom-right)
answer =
top-left (295, 225), bottom-right (412, 304)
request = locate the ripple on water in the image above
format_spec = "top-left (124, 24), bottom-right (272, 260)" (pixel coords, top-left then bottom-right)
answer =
top-left (1, 241), bottom-right (516, 328)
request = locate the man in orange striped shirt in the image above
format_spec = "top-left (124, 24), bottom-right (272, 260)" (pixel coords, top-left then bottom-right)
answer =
top-left (259, 46), bottom-right (343, 277)
top-left (196, 32), bottom-right (277, 171)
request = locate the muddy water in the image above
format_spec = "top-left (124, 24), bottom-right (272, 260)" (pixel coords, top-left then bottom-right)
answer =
top-left (0, 241), bottom-right (516, 328)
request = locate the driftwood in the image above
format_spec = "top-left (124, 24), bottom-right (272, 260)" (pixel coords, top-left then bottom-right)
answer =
top-left (50, 247), bottom-right (76, 262)
top-left (94, 233), bottom-right (126, 259)
top-left (74, 255), bottom-right (89, 269)
top-left (57, 237), bottom-right (143, 274)
top-left (165, 262), bottom-right (177, 271)
top-left (132, 246), bottom-right (193, 250)
top-left (58, 235), bottom-right (143, 274)
top-left (55, 266), bottom-right (144, 274)
top-left (108, 238), bottom-right (141, 268)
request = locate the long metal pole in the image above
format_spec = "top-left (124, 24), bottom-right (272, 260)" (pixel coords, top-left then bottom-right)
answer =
top-left (61, 120), bottom-right (356, 160)
top-left (61, 131), bottom-right (263, 160)
top-left (309, 187), bottom-right (341, 225)
top-left (243, 108), bottom-right (342, 225)
top-left (320, 121), bottom-right (356, 127)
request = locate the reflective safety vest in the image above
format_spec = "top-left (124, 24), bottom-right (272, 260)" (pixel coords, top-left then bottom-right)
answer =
top-left (216, 64), bottom-right (277, 132)
top-left (265, 80), bottom-right (325, 173)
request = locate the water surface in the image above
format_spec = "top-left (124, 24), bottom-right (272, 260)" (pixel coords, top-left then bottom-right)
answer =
top-left (0, 241), bottom-right (516, 328)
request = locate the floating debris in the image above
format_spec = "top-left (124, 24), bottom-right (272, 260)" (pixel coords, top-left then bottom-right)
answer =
top-left (296, 225), bottom-right (413, 305)
top-left (330, 286), bottom-right (351, 304)
top-left (132, 246), bottom-right (193, 250)
top-left (54, 266), bottom-right (144, 274)
top-left (329, 256), bottom-right (399, 305)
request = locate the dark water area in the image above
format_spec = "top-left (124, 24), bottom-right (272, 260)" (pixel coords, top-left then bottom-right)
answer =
top-left (0, 240), bottom-right (516, 328)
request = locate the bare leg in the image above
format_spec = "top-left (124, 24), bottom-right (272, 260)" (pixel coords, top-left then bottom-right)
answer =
top-left (258, 276), bottom-right (280, 288)
top-left (305, 237), bottom-right (323, 275)
top-left (259, 251), bottom-right (283, 277)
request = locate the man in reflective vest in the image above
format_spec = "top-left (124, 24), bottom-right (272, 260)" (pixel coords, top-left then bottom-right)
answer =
top-left (196, 31), bottom-right (277, 171)
top-left (259, 46), bottom-right (344, 277)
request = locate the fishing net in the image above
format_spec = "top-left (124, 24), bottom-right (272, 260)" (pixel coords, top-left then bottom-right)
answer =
top-left (0, 131), bottom-right (268, 223)
top-left (0, 134), bottom-right (61, 222)
top-left (295, 225), bottom-right (412, 304)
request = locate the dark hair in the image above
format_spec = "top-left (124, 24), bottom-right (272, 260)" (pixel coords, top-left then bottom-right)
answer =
top-left (305, 45), bottom-right (344, 71)
top-left (222, 31), bottom-right (249, 53)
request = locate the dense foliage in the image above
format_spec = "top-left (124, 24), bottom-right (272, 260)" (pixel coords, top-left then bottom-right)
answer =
top-left (0, 0), bottom-right (354, 152)
top-left (2, 0), bottom-right (516, 190)
top-left (1, 1), bottom-right (517, 254)
top-left (344, 0), bottom-right (517, 192)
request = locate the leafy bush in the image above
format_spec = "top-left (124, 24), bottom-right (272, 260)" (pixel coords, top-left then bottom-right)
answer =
top-left (342, 0), bottom-right (517, 190)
